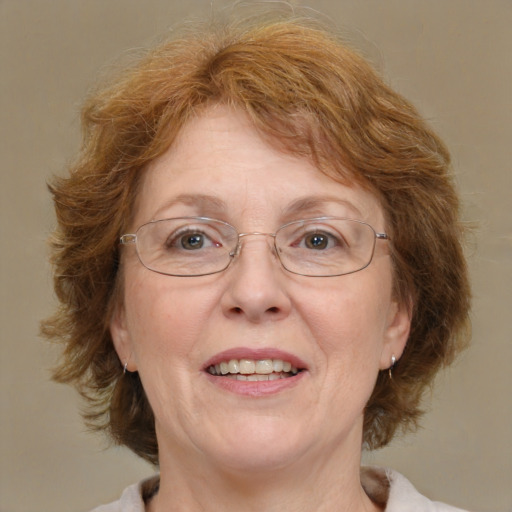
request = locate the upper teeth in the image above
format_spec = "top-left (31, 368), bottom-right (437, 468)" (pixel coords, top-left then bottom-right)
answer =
top-left (207, 358), bottom-right (299, 376)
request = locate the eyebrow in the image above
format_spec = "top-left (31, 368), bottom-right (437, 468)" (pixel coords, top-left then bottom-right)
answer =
top-left (282, 196), bottom-right (364, 219)
top-left (151, 194), bottom-right (226, 220)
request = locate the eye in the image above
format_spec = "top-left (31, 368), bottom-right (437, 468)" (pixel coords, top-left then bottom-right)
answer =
top-left (304, 233), bottom-right (330, 250)
top-left (165, 228), bottom-right (222, 251)
top-left (180, 233), bottom-right (207, 250)
top-left (282, 221), bottom-right (351, 253)
top-left (297, 229), bottom-right (344, 251)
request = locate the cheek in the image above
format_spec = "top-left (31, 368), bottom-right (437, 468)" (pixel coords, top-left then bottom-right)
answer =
top-left (123, 274), bottom-right (217, 365)
top-left (295, 273), bottom-right (393, 362)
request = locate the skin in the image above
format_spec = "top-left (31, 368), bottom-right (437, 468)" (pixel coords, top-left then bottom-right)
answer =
top-left (111, 105), bottom-right (411, 512)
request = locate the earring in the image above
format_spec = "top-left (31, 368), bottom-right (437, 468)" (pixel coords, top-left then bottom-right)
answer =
top-left (388, 355), bottom-right (396, 379)
top-left (123, 361), bottom-right (128, 374)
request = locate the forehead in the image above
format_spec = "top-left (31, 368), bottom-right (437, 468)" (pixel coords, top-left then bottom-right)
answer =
top-left (134, 105), bottom-right (384, 228)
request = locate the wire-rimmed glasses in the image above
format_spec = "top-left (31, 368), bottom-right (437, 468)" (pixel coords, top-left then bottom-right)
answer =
top-left (119, 216), bottom-right (389, 277)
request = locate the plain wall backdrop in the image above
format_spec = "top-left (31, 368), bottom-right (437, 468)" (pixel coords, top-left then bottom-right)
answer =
top-left (1, 1), bottom-right (511, 511)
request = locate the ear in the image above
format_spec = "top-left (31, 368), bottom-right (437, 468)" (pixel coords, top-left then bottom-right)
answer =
top-left (110, 304), bottom-right (137, 372)
top-left (379, 298), bottom-right (412, 370)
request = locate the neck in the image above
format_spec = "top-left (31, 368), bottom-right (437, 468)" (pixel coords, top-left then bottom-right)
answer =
top-left (149, 436), bottom-right (382, 512)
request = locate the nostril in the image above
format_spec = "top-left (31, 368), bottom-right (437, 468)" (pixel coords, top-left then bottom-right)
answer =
top-left (267, 307), bottom-right (279, 314)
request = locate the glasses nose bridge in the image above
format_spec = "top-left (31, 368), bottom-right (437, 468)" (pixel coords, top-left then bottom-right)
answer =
top-left (232, 231), bottom-right (277, 258)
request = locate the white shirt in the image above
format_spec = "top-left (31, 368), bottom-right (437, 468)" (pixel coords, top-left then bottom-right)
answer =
top-left (90, 467), bottom-right (471, 511)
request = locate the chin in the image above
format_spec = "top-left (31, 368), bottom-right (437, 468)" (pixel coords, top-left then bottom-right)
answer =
top-left (199, 417), bottom-right (311, 473)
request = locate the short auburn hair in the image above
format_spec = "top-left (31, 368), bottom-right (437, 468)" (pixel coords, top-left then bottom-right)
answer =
top-left (42, 10), bottom-right (470, 465)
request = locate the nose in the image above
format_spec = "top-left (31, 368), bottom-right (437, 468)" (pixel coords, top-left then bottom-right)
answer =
top-left (220, 234), bottom-right (292, 323)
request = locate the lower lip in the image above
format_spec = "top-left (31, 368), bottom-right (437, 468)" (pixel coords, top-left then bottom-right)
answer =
top-left (204, 371), bottom-right (307, 397)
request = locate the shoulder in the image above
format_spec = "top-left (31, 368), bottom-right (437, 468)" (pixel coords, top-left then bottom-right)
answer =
top-left (88, 476), bottom-right (158, 512)
top-left (361, 466), bottom-right (472, 512)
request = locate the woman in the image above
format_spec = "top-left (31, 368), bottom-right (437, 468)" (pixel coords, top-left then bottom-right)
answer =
top-left (42, 9), bottom-right (471, 512)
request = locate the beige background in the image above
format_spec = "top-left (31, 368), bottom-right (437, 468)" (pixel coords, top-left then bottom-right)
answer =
top-left (1, 1), bottom-right (511, 511)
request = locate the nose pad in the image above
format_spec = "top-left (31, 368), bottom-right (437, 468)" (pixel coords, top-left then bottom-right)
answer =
top-left (230, 241), bottom-right (242, 259)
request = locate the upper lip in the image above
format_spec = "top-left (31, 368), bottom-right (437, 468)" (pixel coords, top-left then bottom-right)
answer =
top-left (202, 347), bottom-right (308, 371)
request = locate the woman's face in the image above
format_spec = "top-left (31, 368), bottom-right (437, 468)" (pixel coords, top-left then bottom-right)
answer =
top-left (111, 106), bottom-right (410, 474)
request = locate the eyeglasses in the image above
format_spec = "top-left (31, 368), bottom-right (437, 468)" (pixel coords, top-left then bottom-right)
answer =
top-left (119, 216), bottom-right (389, 277)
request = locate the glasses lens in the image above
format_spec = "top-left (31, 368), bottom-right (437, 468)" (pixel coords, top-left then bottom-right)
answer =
top-left (276, 218), bottom-right (377, 276)
top-left (135, 218), bottom-right (237, 276)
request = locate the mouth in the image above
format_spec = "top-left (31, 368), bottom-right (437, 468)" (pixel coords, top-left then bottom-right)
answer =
top-left (203, 349), bottom-right (308, 396)
top-left (206, 358), bottom-right (302, 381)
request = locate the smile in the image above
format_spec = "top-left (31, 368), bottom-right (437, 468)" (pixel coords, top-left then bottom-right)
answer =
top-left (207, 359), bottom-right (300, 380)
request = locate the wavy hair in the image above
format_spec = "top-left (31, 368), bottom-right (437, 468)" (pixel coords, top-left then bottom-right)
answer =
top-left (42, 9), bottom-right (470, 465)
